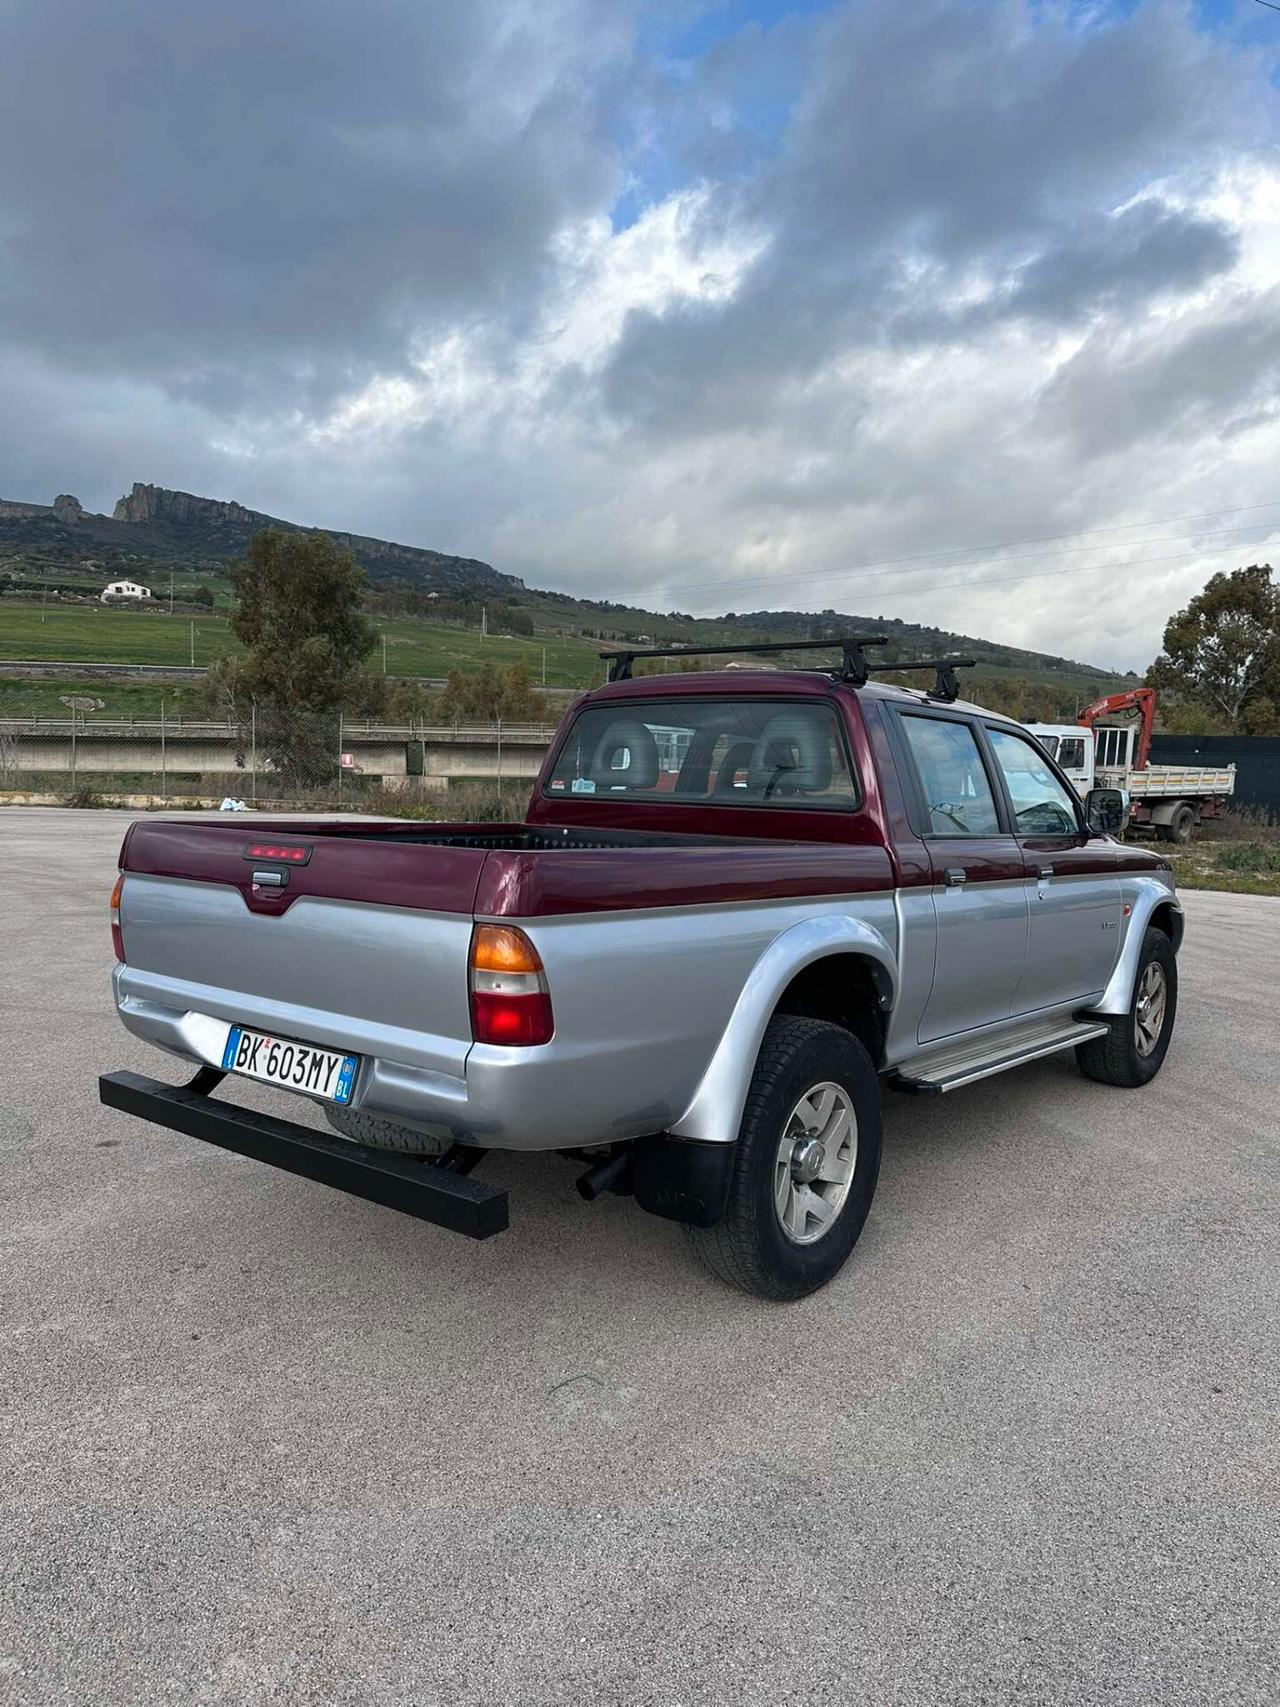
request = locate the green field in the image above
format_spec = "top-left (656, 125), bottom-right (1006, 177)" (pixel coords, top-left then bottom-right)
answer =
top-left (0, 603), bottom-right (239, 667)
top-left (0, 600), bottom-right (609, 686)
top-left (0, 595), bottom-right (1127, 719)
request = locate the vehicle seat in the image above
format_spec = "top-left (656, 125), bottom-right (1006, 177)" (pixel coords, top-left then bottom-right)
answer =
top-left (589, 719), bottom-right (660, 790)
top-left (746, 714), bottom-right (832, 798)
top-left (713, 740), bottom-right (756, 795)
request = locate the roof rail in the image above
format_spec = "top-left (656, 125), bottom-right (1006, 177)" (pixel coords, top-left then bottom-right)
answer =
top-left (875, 658), bottom-right (977, 703)
top-left (600, 635), bottom-right (890, 685)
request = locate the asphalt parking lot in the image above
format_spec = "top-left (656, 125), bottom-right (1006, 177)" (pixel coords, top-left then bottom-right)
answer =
top-left (2, 806), bottom-right (1277, 1706)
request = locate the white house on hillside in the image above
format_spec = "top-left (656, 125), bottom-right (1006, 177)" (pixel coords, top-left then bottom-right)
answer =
top-left (101, 579), bottom-right (152, 602)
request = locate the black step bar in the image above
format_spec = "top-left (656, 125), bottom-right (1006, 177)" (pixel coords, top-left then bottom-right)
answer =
top-left (98, 1070), bottom-right (509, 1239)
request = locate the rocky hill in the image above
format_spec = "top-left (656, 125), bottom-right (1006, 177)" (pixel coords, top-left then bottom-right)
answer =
top-left (1, 480), bottom-right (1126, 695)
top-left (1, 482), bottom-right (519, 597)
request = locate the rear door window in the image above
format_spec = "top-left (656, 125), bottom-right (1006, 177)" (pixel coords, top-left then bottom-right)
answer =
top-left (544, 699), bottom-right (859, 810)
top-left (899, 715), bottom-right (1001, 837)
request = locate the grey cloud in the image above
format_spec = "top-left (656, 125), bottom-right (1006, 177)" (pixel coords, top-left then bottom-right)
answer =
top-left (3, 0), bottom-right (1279, 678)
top-left (999, 201), bottom-right (1238, 324)
top-left (0, 0), bottom-right (626, 414)
top-left (1039, 286), bottom-right (1280, 460)
top-left (600, 2), bottom-right (1255, 435)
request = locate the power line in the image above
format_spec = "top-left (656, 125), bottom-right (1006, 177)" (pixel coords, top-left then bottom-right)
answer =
top-left (673, 498), bottom-right (1280, 599)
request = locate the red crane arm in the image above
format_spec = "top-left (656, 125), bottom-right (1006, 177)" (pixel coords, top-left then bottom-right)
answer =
top-left (1077, 687), bottom-right (1156, 770)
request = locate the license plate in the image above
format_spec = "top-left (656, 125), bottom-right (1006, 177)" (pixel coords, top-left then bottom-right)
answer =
top-left (221, 1026), bottom-right (358, 1105)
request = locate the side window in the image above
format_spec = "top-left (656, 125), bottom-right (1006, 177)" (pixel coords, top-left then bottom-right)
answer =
top-left (1057, 735), bottom-right (1087, 771)
top-left (900, 716), bottom-right (1001, 837)
top-left (987, 728), bottom-right (1081, 836)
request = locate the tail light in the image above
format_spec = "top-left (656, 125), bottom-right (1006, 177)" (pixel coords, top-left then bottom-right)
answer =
top-left (469, 924), bottom-right (554, 1046)
top-left (110, 873), bottom-right (126, 962)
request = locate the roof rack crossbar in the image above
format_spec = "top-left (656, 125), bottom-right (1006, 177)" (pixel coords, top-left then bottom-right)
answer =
top-left (600, 635), bottom-right (889, 685)
top-left (875, 657), bottom-right (977, 703)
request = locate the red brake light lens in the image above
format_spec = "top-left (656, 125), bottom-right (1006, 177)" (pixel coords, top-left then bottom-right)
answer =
top-left (244, 842), bottom-right (311, 864)
top-left (469, 925), bottom-right (553, 1046)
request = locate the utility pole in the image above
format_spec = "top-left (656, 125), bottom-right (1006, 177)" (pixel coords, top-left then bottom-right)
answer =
top-left (541, 646), bottom-right (546, 686)
top-left (169, 572), bottom-right (174, 615)
top-left (382, 632), bottom-right (387, 675)
top-left (190, 621), bottom-right (195, 666)
top-left (481, 605), bottom-right (487, 641)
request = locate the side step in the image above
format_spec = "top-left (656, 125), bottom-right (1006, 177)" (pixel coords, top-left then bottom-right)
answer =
top-left (99, 1070), bottom-right (509, 1239)
top-left (888, 1017), bottom-right (1110, 1096)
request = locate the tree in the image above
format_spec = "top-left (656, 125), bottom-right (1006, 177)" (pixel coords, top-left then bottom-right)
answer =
top-left (190, 583), bottom-right (216, 609)
top-left (230, 529), bottom-right (377, 708)
top-left (1148, 563), bottom-right (1280, 731)
top-left (437, 661), bottom-right (540, 722)
top-left (203, 529), bottom-right (379, 789)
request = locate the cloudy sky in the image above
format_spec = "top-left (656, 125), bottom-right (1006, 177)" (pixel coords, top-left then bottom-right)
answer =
top-left (3, 0), bottom-right (1279, 669)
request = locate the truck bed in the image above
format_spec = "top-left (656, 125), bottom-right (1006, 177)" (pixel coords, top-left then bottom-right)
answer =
top-left (112, 814), bottom-right (897, 1149)
top-left (1103, 765), bottom-right (1235, 798)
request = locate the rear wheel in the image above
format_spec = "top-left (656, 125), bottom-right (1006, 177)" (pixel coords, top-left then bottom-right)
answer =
top-left (686, 1017), bottom-right (882, 1301)
top-left (1160, 804), bottom-right (1196, 845)
top-left (1076, 927), bottom-right (1177, 1088)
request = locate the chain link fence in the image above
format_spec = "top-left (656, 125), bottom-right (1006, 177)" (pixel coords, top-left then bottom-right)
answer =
top-left (0, 683), bottom-right (558, 814)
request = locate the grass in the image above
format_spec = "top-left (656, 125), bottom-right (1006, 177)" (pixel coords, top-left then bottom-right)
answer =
top-left (0, 600), bottom-right (607, 687)
top-left (0, 676), bottom-right (209, 718)
top-left (0, 596), bottom-right (1128, 700)
top-left (1164, 822), bottom-right (1280, 898)
top-left (0, 602), bottom-right (239, 666)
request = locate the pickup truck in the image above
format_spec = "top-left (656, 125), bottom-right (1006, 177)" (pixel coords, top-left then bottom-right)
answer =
top-left (102, 640), bottom-right (1184, 1300)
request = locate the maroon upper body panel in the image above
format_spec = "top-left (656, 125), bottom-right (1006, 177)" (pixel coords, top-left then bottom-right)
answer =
top-left (116, 672), bottom-right (1167, 920)
top-left (473, 842), bottom-right (895, 917)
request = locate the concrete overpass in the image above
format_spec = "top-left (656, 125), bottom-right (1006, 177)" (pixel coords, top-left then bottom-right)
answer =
top-left (0, 718), bottom-right (557, 792)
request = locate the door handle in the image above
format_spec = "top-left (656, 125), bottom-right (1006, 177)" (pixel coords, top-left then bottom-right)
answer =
top-left (1037, 864), bottom-right (1053, 879)
top-left (943, 867), bottom-right (967, 888)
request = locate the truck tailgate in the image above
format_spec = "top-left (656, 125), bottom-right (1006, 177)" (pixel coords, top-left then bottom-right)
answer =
top-left (115, 819), bottom-right (487, 1079)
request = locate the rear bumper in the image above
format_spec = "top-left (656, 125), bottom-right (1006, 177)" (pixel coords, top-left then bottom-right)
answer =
top-left (98, 1069), bottom-right (509, 1239)
top-left (112, 967), bottom-right (694, 1151)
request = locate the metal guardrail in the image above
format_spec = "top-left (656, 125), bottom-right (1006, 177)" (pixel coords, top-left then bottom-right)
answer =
top-left (0, 718), bottom-right (560, 742)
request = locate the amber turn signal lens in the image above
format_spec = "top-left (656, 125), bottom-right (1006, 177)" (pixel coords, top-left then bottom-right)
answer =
top-left (471, 924), bottom-right (544, 975)
top-left (109, 873), bottom-right (126, 962)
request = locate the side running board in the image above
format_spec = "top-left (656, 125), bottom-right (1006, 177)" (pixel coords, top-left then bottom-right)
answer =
top-left (888, 1017), bottom-right (1110, 1096)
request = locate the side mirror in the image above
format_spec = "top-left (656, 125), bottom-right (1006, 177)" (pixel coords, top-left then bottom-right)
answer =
top-left (1085, 786), bottom-right (1126, 837)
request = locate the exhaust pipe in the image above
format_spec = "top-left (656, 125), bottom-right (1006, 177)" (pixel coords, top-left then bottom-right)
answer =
top-left (576, 1149), bottom-right (632, 1202)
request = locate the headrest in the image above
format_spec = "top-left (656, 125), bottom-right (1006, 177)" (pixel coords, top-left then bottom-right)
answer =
top-left (746, 713), bottom-right (832, 795)
top-left (589, 718), bottom-right (660, 789)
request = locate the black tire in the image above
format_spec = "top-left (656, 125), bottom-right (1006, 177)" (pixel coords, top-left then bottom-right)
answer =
top-left (1076, 927), bottom-right (1178, 1088)
top-left (685, 1017), bottom-right (882, 1301)
top-left (323, 1106), bottom-right (450, 1155)
top-left (1162, 805), bottom-right (1196, 846)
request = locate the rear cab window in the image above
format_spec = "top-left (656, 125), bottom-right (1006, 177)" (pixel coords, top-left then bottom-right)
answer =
top-left (544, 698), bottom-right (860, 811)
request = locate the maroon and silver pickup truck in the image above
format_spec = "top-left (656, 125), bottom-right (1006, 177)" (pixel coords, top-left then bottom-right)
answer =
top-left (102, 639), bottom-right (1182, 1300)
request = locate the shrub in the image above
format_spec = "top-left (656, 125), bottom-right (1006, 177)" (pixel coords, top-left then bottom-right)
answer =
top-left (1215, 841), bottom-right (1280, 875)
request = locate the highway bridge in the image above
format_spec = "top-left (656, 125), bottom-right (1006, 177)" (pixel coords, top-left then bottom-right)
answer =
top-left (0, 718), bottom-right (558, 790)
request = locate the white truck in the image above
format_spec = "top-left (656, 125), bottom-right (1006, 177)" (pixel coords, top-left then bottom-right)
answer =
top-left (1026, 688), bottom-right (1234, 845)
